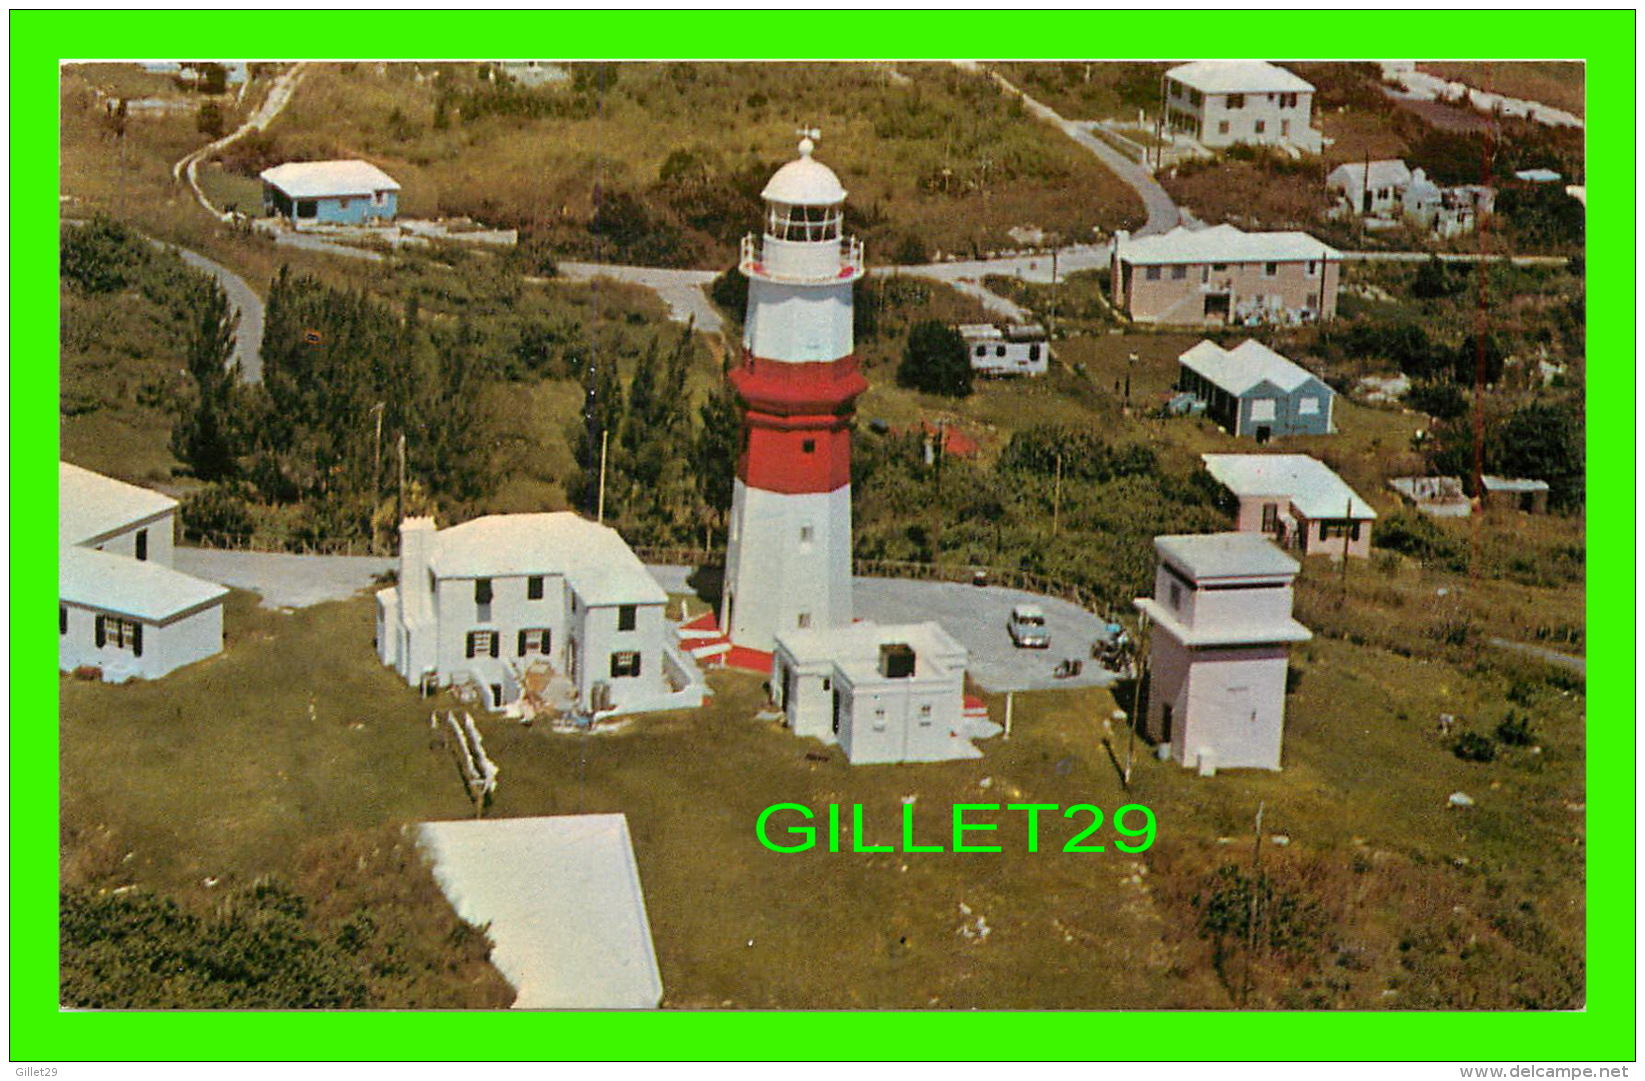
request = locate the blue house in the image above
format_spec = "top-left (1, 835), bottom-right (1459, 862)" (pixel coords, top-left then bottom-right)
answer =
top-left (1178, 339), bottom-right (1334, 441)
top-left (260, 160), bottom-right (400, 226)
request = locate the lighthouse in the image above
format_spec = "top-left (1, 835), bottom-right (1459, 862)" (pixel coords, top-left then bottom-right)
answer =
top-left (721, 134), bottom-right (867, 653)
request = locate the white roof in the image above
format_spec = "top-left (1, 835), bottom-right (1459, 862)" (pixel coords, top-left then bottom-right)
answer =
top-left (418, 815), bottom-right (663, 1010)
top-left (1117, 223), bottom-right (1339, 265)
top-left (1153, 532), bottom-right (1300, 582)
top-left (259, 159), bottom-right (401, 198)
top-left (60, 462), bottom-right (177, 546)
top-left (1515, 168), bottom-right (1562, 183)
top-left (1202, 454), bottom-right (1377, 520)
top-left (1179, 339), bottom-right (1326, 395)
top-left (761, 139), bottom-right (847, 205)
top-left (60, 546), bottom-right (227, 621)
top-left (1166, 61), bottom-right (1314, 95)
top-left (427, 513), bottom-right (667, 606)
top-left (778, 620), bottom-right (967, 681)
top-left (1482, 475), bottom-right (1550, 493)
top-left (1327, 160), bottom-right (1412, 191)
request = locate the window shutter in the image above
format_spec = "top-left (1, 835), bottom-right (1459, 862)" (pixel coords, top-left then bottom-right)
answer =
top-left (518, 630), bottom-right (528, 657)
top-left (132, 623), bottom-right (143, 657)
top-left (466, 635), bottom-right (476, 659)
top-left (95, 616), bottom-right (106, 648)
top-left (489, 634), bottom-right (499, 658)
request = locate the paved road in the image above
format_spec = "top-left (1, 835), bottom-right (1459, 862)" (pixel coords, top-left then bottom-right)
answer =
top-left (175, 548), bottom-right (393, 610)
top-left (1340, 250), bottom-right (1571, 267)
top-left (1486, 637), bottom-right (1585, 677)
top-left (168, 245), bottom-right (265, 381)
top-left (556, 262), bottom-right (723, 334)
top-left (965, 62), bottom-right (1182, 237)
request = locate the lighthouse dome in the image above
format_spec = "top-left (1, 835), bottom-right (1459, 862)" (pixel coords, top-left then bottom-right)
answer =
top-left (761, 138), bottom-right (847, 205)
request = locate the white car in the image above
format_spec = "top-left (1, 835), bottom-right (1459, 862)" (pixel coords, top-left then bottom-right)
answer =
top-left (1007, 604), bottom-right (1051, 649)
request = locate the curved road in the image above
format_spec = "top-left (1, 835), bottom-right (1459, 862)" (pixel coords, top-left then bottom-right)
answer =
top-left (961, 62), bottom-right (1183, 237)
top-left (170, 245), bottom-right (265, 381)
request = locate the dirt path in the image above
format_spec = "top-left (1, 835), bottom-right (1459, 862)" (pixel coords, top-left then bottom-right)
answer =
top-left (1486, 637), bottom-right (1585, 677)
top-left (173, 63), bottom-right (309, 220)
top-left (168, 245), bottom-right (265, 381)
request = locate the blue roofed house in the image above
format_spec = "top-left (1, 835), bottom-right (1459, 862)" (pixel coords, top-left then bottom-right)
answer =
top-left (260, 159), bottom-right (400, 226)
top-left (1178, 339), bottom-right (1335, 441)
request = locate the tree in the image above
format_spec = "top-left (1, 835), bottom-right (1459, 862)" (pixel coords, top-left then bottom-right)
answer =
top-left (693, 376), bottom-right (741, 519)
top-left (897, 320), bottom-right (972, 397)
top-left (196, 101), bottom-right (225, 140)
top-left (60, 217), bottom-right (150, 294)
top-left (1451, 331), bottom-right (1509, 386)
top-left (171, 277), bottom-right (242, 481)
top-left (1491, 400), bottom-right (1584, 510)
top-left (1411, 256), bottom-right (1465, 300)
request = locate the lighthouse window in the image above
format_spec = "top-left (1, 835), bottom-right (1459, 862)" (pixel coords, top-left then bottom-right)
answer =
top-left (797, 612), bottom-right (812, 629)
top-left (802, 438), bottom-right (816, 454)
top-left (799, 525), bottom-right (814, 544)
top-left (769, 202), bottom-right (841, 242)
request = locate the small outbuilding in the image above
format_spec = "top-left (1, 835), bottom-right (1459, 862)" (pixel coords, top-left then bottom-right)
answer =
top-left (1202, 453), bottom-right (1377, 558)
top-left (1327, 159), bottom-right (1413, 219)
top-left (1481, 475), bottom-right (1550, 514)
top-left (1134, 533), bottom-right (1313, 773)
top-left (772, 621), bottom-right (999, 764)
top-left (958, 323), bottom-right (1050, 377)
top-left (260, 159), bottom-right (400, 226)
top-left (1178, 339), bottom-right (1334, 440)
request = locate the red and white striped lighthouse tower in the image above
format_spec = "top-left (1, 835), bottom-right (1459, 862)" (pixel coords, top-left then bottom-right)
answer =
top-left (721, 134), bottom-right (866, 653)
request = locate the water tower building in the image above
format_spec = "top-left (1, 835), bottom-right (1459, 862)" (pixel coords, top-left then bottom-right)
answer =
top-left (721, 136), bottom-right (866, 653)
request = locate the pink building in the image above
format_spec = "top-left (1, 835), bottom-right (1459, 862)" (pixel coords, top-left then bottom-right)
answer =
top-left (1202, 453), bottom-right (1377, 559)
top-left (1134, 533), bottom-right (1312, 773)
top-left (1111, 224), bottom-right (1340, 327)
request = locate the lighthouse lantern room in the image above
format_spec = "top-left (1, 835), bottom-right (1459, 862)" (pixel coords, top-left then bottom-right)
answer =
top-left (722, 135), bottom-right (867, 654)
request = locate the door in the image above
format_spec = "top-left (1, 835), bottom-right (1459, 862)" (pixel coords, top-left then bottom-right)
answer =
top-left (1204, 293), bottom-right (1230, 321)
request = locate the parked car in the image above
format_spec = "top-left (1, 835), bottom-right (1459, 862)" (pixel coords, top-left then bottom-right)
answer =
top-left (1007, 604), bottom-right (1050, 649)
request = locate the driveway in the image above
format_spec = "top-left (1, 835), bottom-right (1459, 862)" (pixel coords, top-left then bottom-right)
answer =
top-left (649, 565), bottom-right (1122, 694)
top-left (174, 548), bottom-right (393, 610)
top-left (167, 245), bottom-right (265, 381)
top-left (556, 262), bottom-right (724, 334)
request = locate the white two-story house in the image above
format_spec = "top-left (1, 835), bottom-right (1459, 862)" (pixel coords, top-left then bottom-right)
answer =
top-left (1163, 61), bottom-right (1324, 155)
top-left (376, 513), bottom-right (703, 717)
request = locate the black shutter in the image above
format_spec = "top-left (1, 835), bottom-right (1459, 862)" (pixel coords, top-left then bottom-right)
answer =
top-left (132, 623), bottom-right (143, 657)
top-left (489, 634), bottom-right (499, 658)
top-left (466, 635), bottom-right (476, 659)
top-left (517, 629), bottom-right (528, 657)
top-left (95, 616), bottom-right (106, 648)
top-left (60, 606), bottom-right (67, 635)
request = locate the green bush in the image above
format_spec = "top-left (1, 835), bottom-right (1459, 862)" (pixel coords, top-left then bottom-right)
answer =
top-left (896, 320), bottom-right (972, 397)
top-left (1452, 732), bottom-right (1498, 763)
top-left (1495, 711), bottom-right (1537, 747)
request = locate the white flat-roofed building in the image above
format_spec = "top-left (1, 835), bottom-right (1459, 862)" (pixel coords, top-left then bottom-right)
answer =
top-left (59, 462), bottom-right (226, 680)
top-left (1111, 224), bottom-right (1340, 326)
top-left (417, 814), bottom-right (663, 1010)
top-left (1202, 453), bottom-right (1377, 558)
top-left (1135, 533), bottom-right (1312, 773)
top-left (1327, 159), bottom-right (1414, 218)
top-left (772, 620), bottom-right (997, 765)
top-left (1163, 61), bottom-right (1324, 154)
top-left (958, 322), bottom-right (1050, 377)
top-left (377, 513), bottom-right (704, 716)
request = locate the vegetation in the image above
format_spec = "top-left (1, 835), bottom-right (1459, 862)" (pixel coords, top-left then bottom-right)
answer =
top-left (896, 321), bottom-right (972, 397)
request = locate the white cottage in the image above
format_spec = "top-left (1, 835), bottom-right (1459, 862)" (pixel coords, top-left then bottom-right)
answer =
top-left (376, 513), bottom-right (703, 716)
top-left (959, 323), bottom-right (1050, 377)
top-left (1134, 533), bottom-right (1313, 773)
top-left (58, 462), bottom-right (227, 681)
top-left (772, 621), bottom-right (997, 765)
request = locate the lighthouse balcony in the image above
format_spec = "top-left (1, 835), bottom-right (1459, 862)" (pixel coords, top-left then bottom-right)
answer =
top-left (741, 233), bottom-right (864, 284)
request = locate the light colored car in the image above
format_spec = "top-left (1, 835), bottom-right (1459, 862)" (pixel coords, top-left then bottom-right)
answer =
top-left (1007, 604), bottom-right (1051, 649)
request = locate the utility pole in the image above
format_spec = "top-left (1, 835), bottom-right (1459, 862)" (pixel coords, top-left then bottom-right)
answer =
top-left (396, 433), bottom-right (407, 527)
top-left (1243, 801), bottom-right (1266, 1007)
top-left (1124, 613), bottom-right (1148, 787)
top-left (931, 420), bottom-right (946, 565)
top-left (597, 427), bottom-right (610, 524)
top-left (1051, 449), bottom-right (1063, 537)
top-left (370, 401), bottom-right (385, 501)
top-left (1341, 495), bottom-right (1353, 594)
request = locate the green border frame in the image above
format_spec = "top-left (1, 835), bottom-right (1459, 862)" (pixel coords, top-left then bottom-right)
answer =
top-left (15, 9), bottom-right (1634, 1063)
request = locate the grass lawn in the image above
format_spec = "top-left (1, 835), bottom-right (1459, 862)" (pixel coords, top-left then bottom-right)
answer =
top-left (61, 570), bottom-right (1584, 1008)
